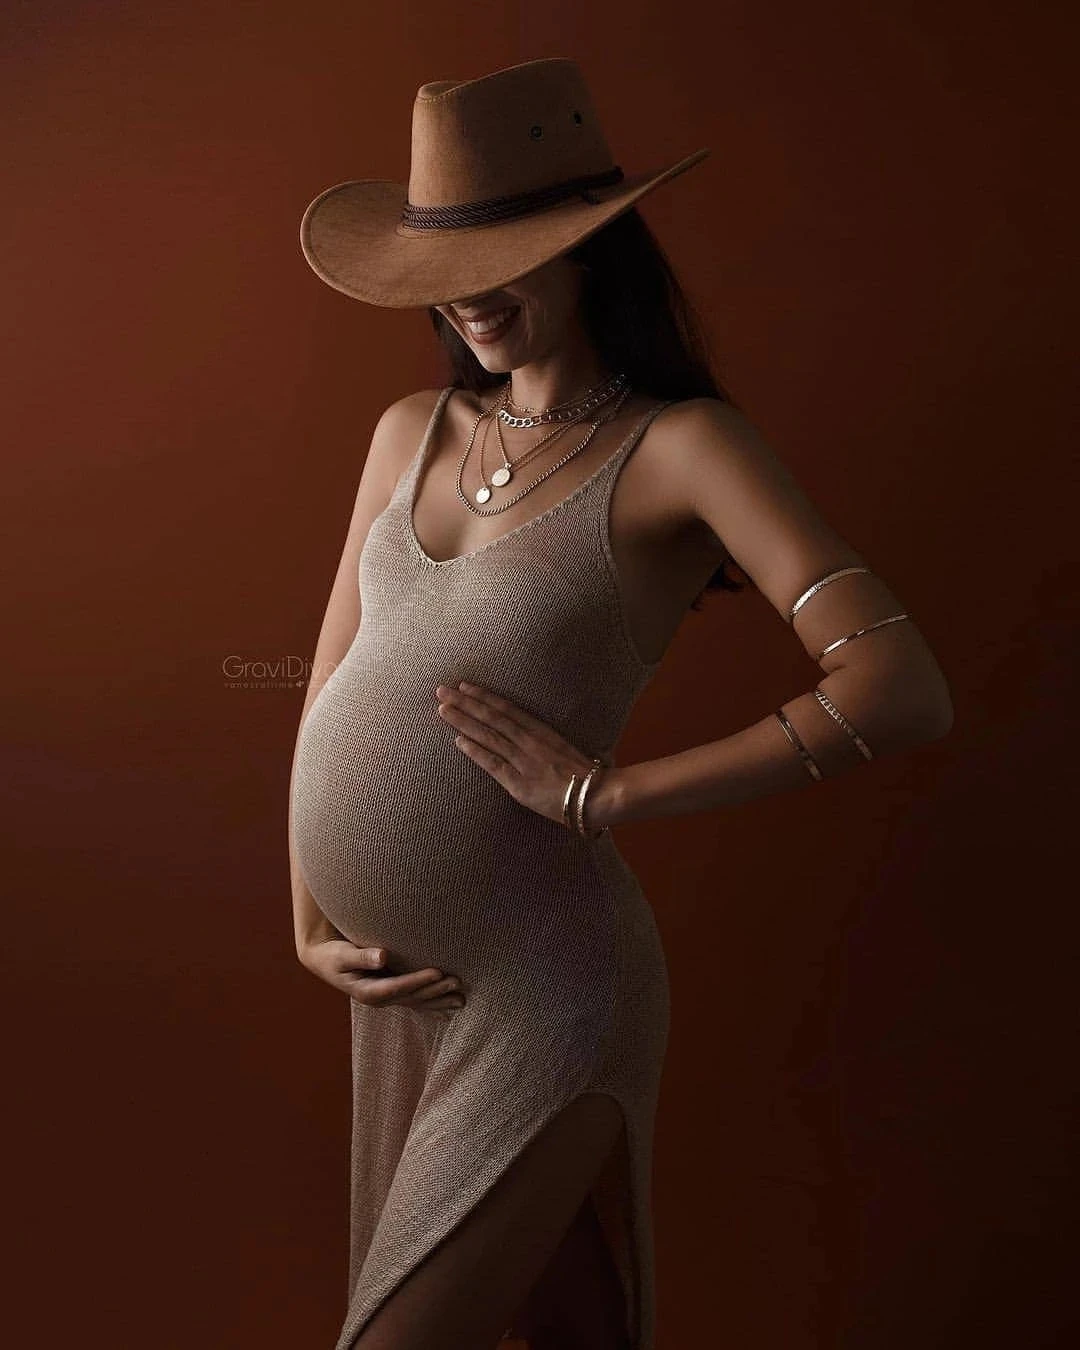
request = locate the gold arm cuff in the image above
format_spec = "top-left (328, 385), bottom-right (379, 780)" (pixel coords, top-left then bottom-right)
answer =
top-left (813, 688), bottom-right (874, 760)
top-left (815, 612), bottom-right (910, 662)
top-left (789, 566), bottom-right (871, 623)
top-left (775, 709), bottom-right (824, 782)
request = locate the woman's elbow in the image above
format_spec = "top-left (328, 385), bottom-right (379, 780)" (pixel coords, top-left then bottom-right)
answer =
top-left (866, 658), bottom-right (955, 748)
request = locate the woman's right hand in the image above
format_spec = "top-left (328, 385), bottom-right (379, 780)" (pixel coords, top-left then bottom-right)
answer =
top-left (299, 937), bottom-right (466, 1016)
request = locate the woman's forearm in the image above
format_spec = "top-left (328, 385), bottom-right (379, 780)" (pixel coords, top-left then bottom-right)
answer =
top-left (597, 658), bottom-right (954, 826)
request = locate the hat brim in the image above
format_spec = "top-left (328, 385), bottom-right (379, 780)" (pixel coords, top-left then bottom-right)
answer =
top-left (299, 147), bottom-right (710, 308)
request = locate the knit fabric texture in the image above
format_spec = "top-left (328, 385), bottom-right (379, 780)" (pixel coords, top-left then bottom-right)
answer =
top-left (291, 386), bottom-right (675, 1350)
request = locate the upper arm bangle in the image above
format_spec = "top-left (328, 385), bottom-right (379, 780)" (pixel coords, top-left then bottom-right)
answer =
top-left (816, 613), bottom-right (910, 661)
top-left (789, 566), bottom-right (870, 623)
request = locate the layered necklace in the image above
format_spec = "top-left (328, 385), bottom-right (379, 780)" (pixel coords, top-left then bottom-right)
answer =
top-left (454, 371), bottom-right (631, 515)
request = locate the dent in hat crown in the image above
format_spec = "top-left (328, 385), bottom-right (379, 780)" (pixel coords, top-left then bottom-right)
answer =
top-left (405, 57), bottom-right (617, 210)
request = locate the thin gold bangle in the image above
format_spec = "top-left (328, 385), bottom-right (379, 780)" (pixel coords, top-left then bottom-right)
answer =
top-left (575, 759), bottom-right (610, 837)
top-left (775, 708), bottom-right (824, 782)
top-left (789, 566), bottom-right (870, 623)
top-left (561, 774), bottom-right (579, 829)
top-left (815, 613), bottom-right (910, 662)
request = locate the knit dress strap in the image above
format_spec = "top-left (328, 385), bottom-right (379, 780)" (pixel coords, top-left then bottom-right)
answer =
top-left (397, 386), bottom-right (455, 499)
top-left (593, 398), bottom-right (677, 671)
top-left (594, 398), bottom-right (676, 506)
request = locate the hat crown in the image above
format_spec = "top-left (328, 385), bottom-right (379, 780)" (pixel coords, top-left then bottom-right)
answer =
top-left (407, 58), bottom-right (616, 208)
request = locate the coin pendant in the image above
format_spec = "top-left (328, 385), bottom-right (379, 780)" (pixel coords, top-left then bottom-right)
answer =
top-left (490, 466), bottom-right (511, 487)
top-left (475, 485), bottom-right (492, 504)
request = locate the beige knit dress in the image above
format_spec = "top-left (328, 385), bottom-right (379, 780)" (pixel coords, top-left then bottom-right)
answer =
top-left (291, 386), bottom-right (675, 1350)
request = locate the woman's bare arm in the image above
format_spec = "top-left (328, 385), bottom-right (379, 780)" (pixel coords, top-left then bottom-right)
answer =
top-left (596, 397), bottom-right (955, 825)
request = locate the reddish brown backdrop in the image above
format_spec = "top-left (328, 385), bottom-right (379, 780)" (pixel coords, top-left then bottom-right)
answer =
top-left (4, 2), bottom-right (1075, 1346)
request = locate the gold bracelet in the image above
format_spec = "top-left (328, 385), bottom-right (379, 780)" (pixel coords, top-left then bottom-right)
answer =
top-left (815, 612), bottom-right (910, 662)
top-left (789, 566), bottom-right (870, 623)
top-left (775, 708), bottom-right (824, 781)
top-left (574, 758), bottom-right (610, 837)
top-left (813, 688), bottom-right (874, 760)
top-left (561, 773), bottom-right (579, 829)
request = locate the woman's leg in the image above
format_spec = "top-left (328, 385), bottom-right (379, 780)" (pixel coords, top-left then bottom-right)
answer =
top-left (353, 1091), bottom-right (631, 1350)
top-left (507, 1191), bottom-right (631, 1349)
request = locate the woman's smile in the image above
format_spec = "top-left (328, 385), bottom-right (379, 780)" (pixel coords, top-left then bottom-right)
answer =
top-left (457, 303), bottom-right (522, 345)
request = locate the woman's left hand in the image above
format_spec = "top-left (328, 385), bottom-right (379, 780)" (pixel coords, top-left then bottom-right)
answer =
top-left (434, 681), bottom-right (619, 831)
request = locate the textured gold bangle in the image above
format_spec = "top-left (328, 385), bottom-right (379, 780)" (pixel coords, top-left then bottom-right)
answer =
top-left (789, 566), bottom-right (870, 623)
top-left (813, 688), bottom-right (874, 760)
top-left (815, 612), bottom-right (910, 662)
top-left (561, 773), bottom-right (579, 829)
top-left (575, 759), bottom-right (610, 837)
top-left (775, 708), bottom-right (824, 781)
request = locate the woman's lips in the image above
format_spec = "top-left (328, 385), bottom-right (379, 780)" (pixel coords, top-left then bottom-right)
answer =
top-left (460, 305), bottom-right (521, 345)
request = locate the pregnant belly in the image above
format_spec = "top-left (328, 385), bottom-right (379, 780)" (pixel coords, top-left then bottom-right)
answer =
top-left (290, 674), bottom-right (594, 974)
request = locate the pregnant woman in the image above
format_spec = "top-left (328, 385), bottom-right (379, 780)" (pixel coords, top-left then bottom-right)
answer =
top-left (289, 58), bottom-right (953, 1350)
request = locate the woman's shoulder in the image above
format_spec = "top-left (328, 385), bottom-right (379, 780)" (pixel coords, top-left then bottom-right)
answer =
top-left (371, 386), bottom-right (453, 450)
top-left (360, 388), bottom-right (451, 487)
top-left (642, 393), bottom-right (767, 464)
top-left (621, 393), bottom-right (779, 539)
top-left (379, 385), bottom-right (452, 424)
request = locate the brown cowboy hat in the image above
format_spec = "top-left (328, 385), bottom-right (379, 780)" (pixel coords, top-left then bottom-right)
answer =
top-left (299, 56), bottom-right (710, 309)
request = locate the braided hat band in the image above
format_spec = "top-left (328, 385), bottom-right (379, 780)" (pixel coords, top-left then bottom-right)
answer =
top-left (399, 165), bottom-right (627, 231)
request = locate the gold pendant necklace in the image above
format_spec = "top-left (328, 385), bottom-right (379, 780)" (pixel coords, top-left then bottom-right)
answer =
top-left (471, 380), bottom-right (627, 503)
top-left (455, 384), bottom-right (632, 517)
top-left (465, 385), bottom-right (572, 504)
top-left (472, 383), bottom-right (623, 504)
top-left (474, 415), bottom-right (577, 501)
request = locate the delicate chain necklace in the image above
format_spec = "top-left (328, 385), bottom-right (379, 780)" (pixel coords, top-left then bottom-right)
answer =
top-left (469, 384), bottom-right (571, 500)
top-left (483, 385), bottom-right (624, 494)
top-left (470, 373), bottom-right (628, 500)
top-left (458, 379), bottom-right (626, 507)
top-left (474, 401), bottom-right (578, 499)
top-left (454, 383), bottom-right (632, 517)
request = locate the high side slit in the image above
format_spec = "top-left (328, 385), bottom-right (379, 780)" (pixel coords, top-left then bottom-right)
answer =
top-left (290, 387), bottom-right (675, 1350)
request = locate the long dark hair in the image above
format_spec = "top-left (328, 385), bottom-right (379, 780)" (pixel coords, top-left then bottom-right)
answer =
top-left (427, 206), bottom-right (753, 603)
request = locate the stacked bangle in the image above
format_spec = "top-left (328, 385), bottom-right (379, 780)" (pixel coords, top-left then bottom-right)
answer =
top-left (561, 758), bottom-right (610, 838)
top-left (775, 563), bottom-right (897, 778)
top-left (561, 773), bottom-right (580, 829)
top-left (775, 686), bottom-right (877, 782)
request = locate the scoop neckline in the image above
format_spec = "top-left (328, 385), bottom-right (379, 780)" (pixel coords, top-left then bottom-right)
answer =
top-left (406, 391), bottom-right (667, 570)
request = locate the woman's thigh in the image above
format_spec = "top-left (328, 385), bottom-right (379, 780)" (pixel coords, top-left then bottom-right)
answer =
top-left (508, 1189), bottom-right (631, 1349)
top-left (353, 1091), bottom-right (628, 1350)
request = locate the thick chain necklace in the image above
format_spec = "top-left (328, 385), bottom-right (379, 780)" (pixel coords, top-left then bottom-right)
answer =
top-left (497, 370), bottom-right (628, 427)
